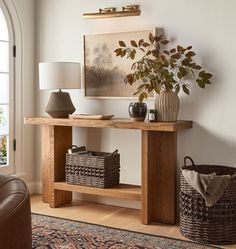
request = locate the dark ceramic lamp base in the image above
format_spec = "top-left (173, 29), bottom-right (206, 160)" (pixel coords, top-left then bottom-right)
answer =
top-left (45, 90), bottom-right (76, 118)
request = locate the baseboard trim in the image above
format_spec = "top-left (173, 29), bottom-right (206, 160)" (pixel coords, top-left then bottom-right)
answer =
top-left (26, 181), bottom-right (42, 195)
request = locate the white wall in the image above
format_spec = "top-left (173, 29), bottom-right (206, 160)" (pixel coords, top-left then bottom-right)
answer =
top-left (35, 0), bottom-right (236, 204)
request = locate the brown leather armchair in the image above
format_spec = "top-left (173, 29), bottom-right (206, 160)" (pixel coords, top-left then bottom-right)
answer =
top-left (0, 174), bottom-right (32, 249)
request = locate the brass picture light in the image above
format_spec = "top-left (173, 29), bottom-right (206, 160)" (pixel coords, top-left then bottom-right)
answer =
top-left (83, 5), bottom-right (141, 19)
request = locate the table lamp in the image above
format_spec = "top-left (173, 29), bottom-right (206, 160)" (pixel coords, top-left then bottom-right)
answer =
top-left (39, 62), bottom-right (81, 118)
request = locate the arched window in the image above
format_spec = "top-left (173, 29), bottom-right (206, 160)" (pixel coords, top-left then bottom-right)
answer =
top-left (0, 3), bottom-right (15, 174)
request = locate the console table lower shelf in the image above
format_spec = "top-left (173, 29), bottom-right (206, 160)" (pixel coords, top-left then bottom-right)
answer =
top-left (54, 182), bottom-right (141, 201)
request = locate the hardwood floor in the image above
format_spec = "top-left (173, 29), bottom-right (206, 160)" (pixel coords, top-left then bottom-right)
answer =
top-left (31, 195), bottom-right (236, 249)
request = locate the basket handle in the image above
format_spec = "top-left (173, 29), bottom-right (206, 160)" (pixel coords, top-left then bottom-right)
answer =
top-left (109, 149), bottom-right (118, 157)
top-left (68, 145), bottom-right (86, 154)
top-left (71, 145), bottom-right (79, 149)
top-left (184, 156), bottom-right (195, 167)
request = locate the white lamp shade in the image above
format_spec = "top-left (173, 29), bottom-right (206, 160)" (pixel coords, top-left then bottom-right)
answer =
top-left (39, 62), bottom-right (81, 90)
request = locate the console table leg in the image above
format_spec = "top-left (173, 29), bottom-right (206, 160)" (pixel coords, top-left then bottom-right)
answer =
top-left (141, 131), bottom-right (177, 224)
top-left (42, 125), bottom-right (72, 207)
top-left (42, 125), bottom-right (52, 203)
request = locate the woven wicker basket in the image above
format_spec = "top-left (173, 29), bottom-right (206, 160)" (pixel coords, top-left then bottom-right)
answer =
top-left (65, 149), bottom-right (120, 188)
top-left (180, 156), bottom-right (236, 245)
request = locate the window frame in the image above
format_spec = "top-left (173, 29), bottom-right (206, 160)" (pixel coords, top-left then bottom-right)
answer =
top-left (0, 0), bottom-right (22, 176)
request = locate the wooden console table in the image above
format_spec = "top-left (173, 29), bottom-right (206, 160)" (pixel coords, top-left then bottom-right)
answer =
top-left (25, 117), bottom-right (192, 225)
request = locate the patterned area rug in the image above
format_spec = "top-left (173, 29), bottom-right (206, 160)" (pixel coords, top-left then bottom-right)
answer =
top-left (32, 213), bottom-right (221, 249)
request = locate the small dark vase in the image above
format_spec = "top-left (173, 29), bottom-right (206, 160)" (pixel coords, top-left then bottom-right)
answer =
top-left (128, 102), bottom-right (147, 121)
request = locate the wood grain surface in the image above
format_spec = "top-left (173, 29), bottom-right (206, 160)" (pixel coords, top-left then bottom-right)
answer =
top-left (25, 117), bottom-right (192, 132)
top-left (54, 182), bottom-right (141, 201)
top-left (141, 131), bottom-right (177, 224)
top-left (42, 125), bottom-right (72, 207)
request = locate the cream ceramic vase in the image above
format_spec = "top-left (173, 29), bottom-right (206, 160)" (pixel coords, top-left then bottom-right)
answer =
top-left (155, 89), bottom-right (180, 122)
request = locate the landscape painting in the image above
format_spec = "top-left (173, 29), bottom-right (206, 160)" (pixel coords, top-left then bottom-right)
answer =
top-left (83, 29), bottom-right (154, 98)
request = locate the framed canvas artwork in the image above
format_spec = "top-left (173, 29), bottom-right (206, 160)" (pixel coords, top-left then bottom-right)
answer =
top-left (83, 29), bottom-right (154, 98)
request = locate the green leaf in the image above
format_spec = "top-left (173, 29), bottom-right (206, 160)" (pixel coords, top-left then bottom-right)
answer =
top-left (186, 46), bottom-right (192, 50)
top-left (154, 86), bottom-right (160, 94)
top-left (131, 62), bottom-right (137, 70)
top-left (197, 79), bottom-right (205, 88)
top-left (177, 45), bottom-right (184, 53)
top-left (161, 40), bottom-right (169, 44)
top-left (157, 35), bottom-right (164, 41)
top-left (186, 51), bottom-right (196, 58)
top-left (130, 50), bottom-right (136, 59)
top-left (119, 41), bottom-right (126, 47)
top-left (135, 72), bottom-right (140, 80)
top-left (182, 85), bottom-right (190, 94)
top-left (142, 42), bottom-right (150, 47)
top-left (148, 87), bottom-right (153, 93)
top-left (204, 79), bottom-right (211, 84)
top-left (125, 74), bottom-right (134, 85)
top-left (114, 48), bottom-right (121, 53)
top-left (171, 53), bottom-right (181, 59)
top-left (170, 57), bottom-right (176, 62)
top-left (149, 33), bottom-right (154, 43)
top-left (179, 67), bottom-right (187, 77)
top-left (160, 55), bottom-right (169, 67)
top-left (170, 48), bottom-right (176, 54)
top-left (177, 72), bottom-right (183, 79)
top-left (204, 73), bottom-right (213, 80)
top-left (191, 64), bottom-right (201, 70)
top-left (152, 49), bottom-right (159, 58)
top-left (142, 92), bottom-right (148, 99)
top-left (205, 80), bottom-right (211, 85)
top-left (182, 58), bottom-right (190, 66)
top-left (138, 92), bottom-right (148, 102)
top-left (163, 50), bottom-right (170, 55)
top-left (114, 48), bottom-right (122, 56)
top-left (138, 39), bottom-right (144, 47)
top-left (160, 54), bottom-right (166, 61)
top-left (179, 67), bottom-right (185, 74)
top-left (160, 68), bottom-right (169, 76)
top-left (164, 82), bottom-right (173, 90)
top-left (121, 50), bottom-right (126, 57)
top-left (131, 40), bottom-right (138, 47)
top-left (175, 85), bottom-right (180, 94)
top-left (199, 71), bottom-right (205, 78)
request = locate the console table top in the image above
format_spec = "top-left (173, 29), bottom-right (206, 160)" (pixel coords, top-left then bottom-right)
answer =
top-left (25, 117), bottom-right (192, 132)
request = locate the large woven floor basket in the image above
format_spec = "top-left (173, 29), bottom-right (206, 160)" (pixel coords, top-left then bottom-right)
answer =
top-left (180, 156), bottom-right (236, 245)
top-left (66, 150), bottom-right (120, 188)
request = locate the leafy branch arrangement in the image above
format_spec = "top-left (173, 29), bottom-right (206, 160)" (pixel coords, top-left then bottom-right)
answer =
top-left (0, 108), bottom-right (6, 126)
top-left (114, 32), bottom-right (213, 102)
top-left (0, 107), bottom-right (7, 164)
top-left (0, 136), bottom-right (7, 158)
